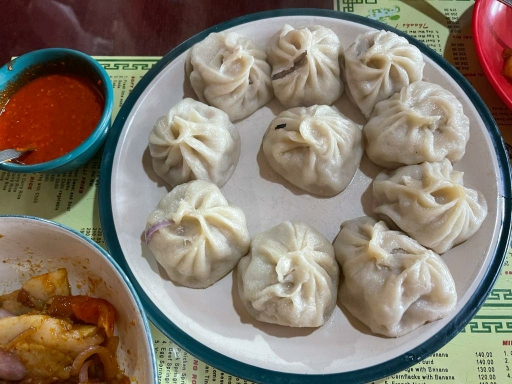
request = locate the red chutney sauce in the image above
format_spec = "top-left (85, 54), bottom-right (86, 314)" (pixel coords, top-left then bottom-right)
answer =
top-left (0, 73), bottom-right (104, 164)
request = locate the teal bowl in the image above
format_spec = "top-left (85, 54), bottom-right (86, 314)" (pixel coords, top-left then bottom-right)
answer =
top-left (0, 48), bottom-right (113, 173)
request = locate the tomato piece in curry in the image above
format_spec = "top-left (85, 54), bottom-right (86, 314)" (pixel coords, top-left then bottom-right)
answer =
top-left (0, 73), bottom-right (104, 165)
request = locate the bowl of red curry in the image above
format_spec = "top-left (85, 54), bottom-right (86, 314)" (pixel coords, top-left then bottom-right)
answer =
top-left (0, 48), bottom-right (113, 173)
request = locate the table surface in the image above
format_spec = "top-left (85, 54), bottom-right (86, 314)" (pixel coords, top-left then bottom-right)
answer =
top-left (2, 1), bottom-right (512, 384)
top-left (0, 0), bottom-right (331, 64)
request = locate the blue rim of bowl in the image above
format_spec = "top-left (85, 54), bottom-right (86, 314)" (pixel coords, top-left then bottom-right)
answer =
top-left (0, 214), bottom-right (159, 384)
top-left (98, 8), bottom-right (512, 384)
top-left (0, 48), bottom-right (114, 173)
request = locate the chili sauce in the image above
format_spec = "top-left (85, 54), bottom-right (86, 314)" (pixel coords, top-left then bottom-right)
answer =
top-left (0, 73), bottom-right (104, 165)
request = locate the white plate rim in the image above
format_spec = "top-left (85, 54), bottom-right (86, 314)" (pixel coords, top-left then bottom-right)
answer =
top-left (98, 9), bottom-right (512, 384)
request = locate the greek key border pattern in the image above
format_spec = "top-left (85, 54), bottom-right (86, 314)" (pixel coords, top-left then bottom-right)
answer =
top-left (97, 59), bottom-right (159, 71)
top-left (461, 316), bottom-right (512, 333)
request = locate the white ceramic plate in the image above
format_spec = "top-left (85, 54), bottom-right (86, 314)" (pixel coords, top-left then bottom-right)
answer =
top-left (99, 10), bottom-right (512, 384)
top-left (0, 215), bottom-right (158, 383)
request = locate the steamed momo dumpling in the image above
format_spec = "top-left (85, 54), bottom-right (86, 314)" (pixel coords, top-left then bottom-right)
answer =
top-left (344, 30), bottom-right (424, 118)
top-left (145, 180), bottom-right (251, 288)
top-left (364, 81), bottom-right (470, 168)
top-left (237, 221), bottom-right (339, 327)
top-left (187, 31), bottom-right (273, 121)
top-left (148, 98), bottom-right (241, 188)
top-left (373, 160), bottom-right (488, 254)
top-left (267, 24), bottom-right (343, 107)
top-left (334, 217), bottom-right (457, 338)
top-left (262, 105), bottom-right (363, 196)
